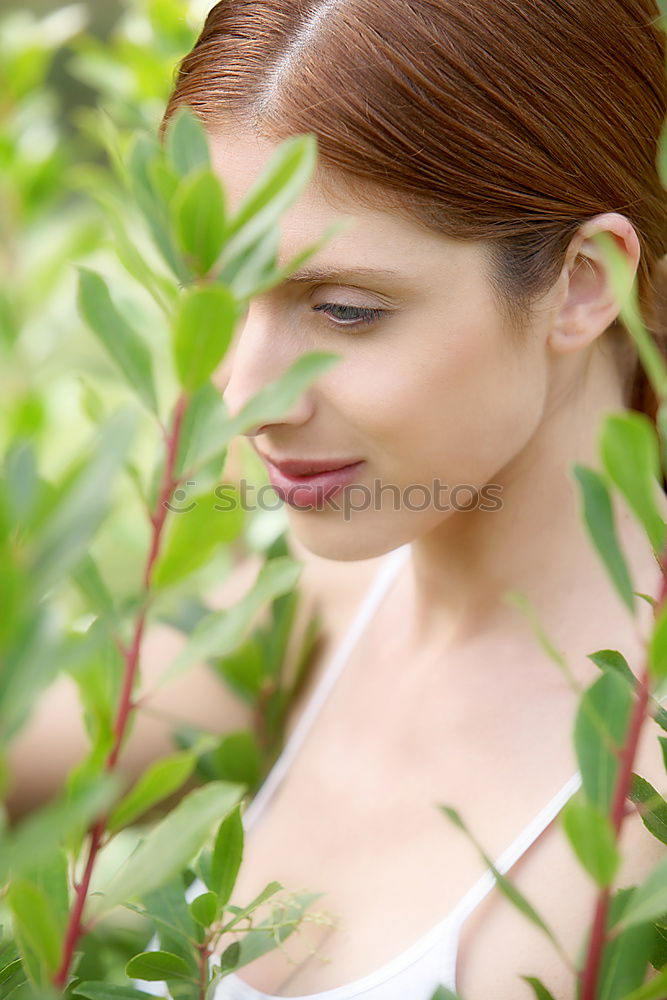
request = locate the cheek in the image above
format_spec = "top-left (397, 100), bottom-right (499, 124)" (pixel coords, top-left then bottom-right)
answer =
top-left (334, 317), bottom-right (547, 485)
top-left (423, 343), bottom-right (547, 484)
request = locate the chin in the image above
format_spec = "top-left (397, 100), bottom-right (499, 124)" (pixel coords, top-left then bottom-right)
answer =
top-left (286, 509), bottom-right (409, 563)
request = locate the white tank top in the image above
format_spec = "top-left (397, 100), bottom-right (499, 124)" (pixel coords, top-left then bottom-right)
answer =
top-left (213, 543), bottom-right (584, 1000)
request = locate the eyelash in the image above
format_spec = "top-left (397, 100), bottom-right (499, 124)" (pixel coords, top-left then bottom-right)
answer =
top-left (312, 303), bottom-right (387, 329)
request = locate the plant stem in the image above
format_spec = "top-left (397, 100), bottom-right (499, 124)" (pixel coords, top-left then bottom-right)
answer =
top-left (198, 942), bottom-right (211, 1000)
top-left (53, 819), bottom-right (105, 988)
top-left (578, 664), bottom-right (651, 1000)
top-left (578, 539), bottom-right (667, 1000)
top-left (52, 393), bottom-right (189, 990)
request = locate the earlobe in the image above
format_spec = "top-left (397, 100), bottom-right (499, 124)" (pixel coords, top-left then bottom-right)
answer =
top-left (548, 308), bottom-right (601, 355)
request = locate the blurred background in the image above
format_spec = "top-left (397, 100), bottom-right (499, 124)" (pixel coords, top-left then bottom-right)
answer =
top-left (0, 0), bottom-right (323, 824)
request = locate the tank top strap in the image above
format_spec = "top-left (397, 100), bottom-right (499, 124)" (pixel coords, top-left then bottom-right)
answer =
top-left (444, 769), bottom-right (583, 934)
top-left (444, 680), bottom-right (667, 937)
top-left (241, 544), bottom-right (412, 833)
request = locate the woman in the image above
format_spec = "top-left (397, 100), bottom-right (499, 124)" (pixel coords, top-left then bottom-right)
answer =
top-left (160, 1), bottom-right (667, 997)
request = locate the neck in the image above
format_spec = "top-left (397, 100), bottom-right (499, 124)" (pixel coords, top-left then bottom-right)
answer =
top-left (407, 341), bottom-right (662, 652)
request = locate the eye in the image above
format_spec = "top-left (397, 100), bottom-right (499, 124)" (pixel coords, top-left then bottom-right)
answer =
top-left (312, 303), bottom-right (387, 329)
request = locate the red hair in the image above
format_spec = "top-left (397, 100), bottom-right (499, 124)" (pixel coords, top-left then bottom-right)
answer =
top-left (163, 0), bottom-right (667, 424)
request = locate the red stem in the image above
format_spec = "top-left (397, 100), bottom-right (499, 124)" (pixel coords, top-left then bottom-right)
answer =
top-left (52, 820), bottom-right (104, 987)
top-left (52, 394), bottom-right (189, 990)
top-left (578, 543), bottom-right (667, 1000)
top-left (198, 943), bottom-right (211, 1000)
top-left (578, 665), bottom-right (651, 1000)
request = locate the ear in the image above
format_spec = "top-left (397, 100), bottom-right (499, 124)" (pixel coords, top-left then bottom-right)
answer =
top-left (548, 212), bottom-right (641, 355)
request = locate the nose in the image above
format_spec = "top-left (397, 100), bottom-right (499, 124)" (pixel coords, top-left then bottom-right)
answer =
top-left (215, 302), bottom-right (314, 436)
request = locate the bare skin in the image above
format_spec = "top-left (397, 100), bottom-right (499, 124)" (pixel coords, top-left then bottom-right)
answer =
top-left (205, 123), bottom-right (667, 997)
top-left (224, 548), bottom-right (664, 998)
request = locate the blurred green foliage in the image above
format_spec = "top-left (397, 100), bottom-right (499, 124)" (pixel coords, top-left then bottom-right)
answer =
top-left (2, 2), bottom-right (667, 998)
top-left (0, 2), bottom-right (339, 992)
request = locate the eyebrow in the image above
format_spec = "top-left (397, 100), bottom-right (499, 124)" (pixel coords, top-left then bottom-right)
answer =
top-left (282, 266), bottom-right (403, 285)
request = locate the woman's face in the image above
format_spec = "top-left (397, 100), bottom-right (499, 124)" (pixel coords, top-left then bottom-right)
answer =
top-left (209, 125), bottom-right (559, 561)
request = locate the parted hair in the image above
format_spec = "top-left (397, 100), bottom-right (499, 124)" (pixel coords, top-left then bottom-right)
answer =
top-left (163, 0), bottom-right (667, 424)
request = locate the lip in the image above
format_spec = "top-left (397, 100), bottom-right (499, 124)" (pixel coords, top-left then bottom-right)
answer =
top-left (261, 455), bottom-right (366, 509)
top-left (258, 451), bottom-right (364, 477)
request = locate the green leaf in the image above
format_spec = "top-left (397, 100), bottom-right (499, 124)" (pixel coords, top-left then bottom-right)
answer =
top-left (429, 988), bottom-right (463, 1000)
top-left (140, 876), bottom-right (199, 971)
top-left (574, 670), bottom-right (634, 814)
top-left (165, 106), bottom-right (211, 178)
top-left (87, 781), bottom-right (244, 919)
top-left (0, 607), bottom-right (64, 745)
top-left (176, 352), bottom-right (341, 477)
top-left (126, 133), bottom-right (190, 285)
top-left (221, 134), bottom-right (317, 264)
top-left (173, 167), bottom-right (226, 277)
top-left (174, 382), bottom-right (229, 479)
top-left (1, 775), bottom-right (120, 883)
top-left (588, 649), bottom-right (637, 689)
top-left (599, 887), bottom-right (655, 1000)
top-left (107, 751), bottom-right (198, 832)
top-left (161, 556), bottom-right (303, 684)
top-left (617, 965), bottom-right (667, 1000)
top-left (189, 891), bottom-right (219, 927)
top-left (649, 918), bottom-right (667, 971)
top-left (659, 401), bottom-right (667, 481)
top-left (219, 889), bottom-right (321, 966)
top-left (520, 978), bottom-right (557, 1000)
top-left (125, 951), bottom-right (194, 982)
top-left (201, 731), bottom-right (263, 793)
top-left (0, 959), bottom-right (26, 996)
top-left (172, 285), bottom-right (238, 392)
top-left (221, 880), bottom-right (284, 931)
top-left (650, 605), bottom-right (667, 682)
top-left (573, 465), bottom-right (636, 615)
top-left (234, 218), bottom-right (353, 302)
top-left (211, 804), bottom-right (244, 906)
top-left (616, 855), bottom-right (667, 930)
top-left (4, 440), bottom-right (39, 529)
top-left (438, 805), bottom-right (566, 962)
top-left (74, 983), bottom-right (163, 999)
top-left (225, 351), bottom-right (341, 438)
top-left (66, 625), bottom-right (123, 754)
top-left (6, 880), bottom-right (62, 974)
top-left (214, 635), bottom-right (266, 702)
top-left (594, 233), bottom-right (667, 403)
top-left (72, 554), bottom-right (115, 618)
top-left (149, 158), bottom-right (180, 209)
top-left (220, 225), bottom-right (280, 300)
top-left (654, 703), bottom-right (667, 735)
top-left (561, 795), bottom-right (620, 886)
top-left (503, 591), bottom-right (570, 678)
top-left (83, 186), bottom-right (177, 316)
top-left (152, 485), bottom-right (244, 589)
top-left (217, 940), bottom-right (241, 974)
top-left (629, 773), bottom-right (667, 846)
top-left (77, 269), bottom-right (158, 413)
top-left (20, 851), bottom-right (70, 936)
top-left (30, 410), bottom-right (136, 600)
top-left (600, 412), bottom-right (666, 555)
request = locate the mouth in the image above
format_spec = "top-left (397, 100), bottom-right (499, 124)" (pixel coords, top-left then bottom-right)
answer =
top-left (263, 457), bottom-right (366, 508)
top-left (258, 451), bottom-right (364, 477)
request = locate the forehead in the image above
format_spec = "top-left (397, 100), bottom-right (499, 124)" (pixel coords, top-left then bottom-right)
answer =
top-left (206, 124), bottom-right (480, 281)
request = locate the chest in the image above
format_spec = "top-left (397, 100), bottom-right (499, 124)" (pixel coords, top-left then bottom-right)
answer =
top-left (222, 623), bottom-right (588, 997)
